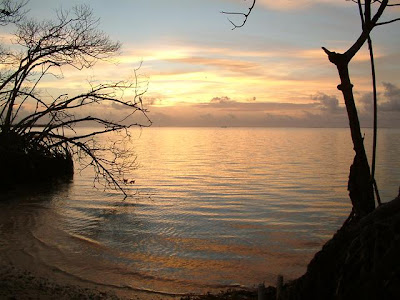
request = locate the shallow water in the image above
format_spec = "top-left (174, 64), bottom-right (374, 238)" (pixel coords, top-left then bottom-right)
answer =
top-left (0, 127), bottom-right (399, 295)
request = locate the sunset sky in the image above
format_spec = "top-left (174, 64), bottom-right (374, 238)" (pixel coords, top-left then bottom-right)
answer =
top-left (6, 0), bottom-right (400, 127)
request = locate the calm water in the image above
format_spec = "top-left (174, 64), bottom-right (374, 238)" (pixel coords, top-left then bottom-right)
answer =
top-left (0, 127), bottom-right (399, 296)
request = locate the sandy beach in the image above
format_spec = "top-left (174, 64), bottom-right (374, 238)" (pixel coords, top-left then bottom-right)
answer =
top-left (0, 260), bottom-right (183, 300)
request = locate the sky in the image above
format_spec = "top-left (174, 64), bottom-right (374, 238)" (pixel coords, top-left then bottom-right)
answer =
top-left (3, 0), bottom-right (400, 127)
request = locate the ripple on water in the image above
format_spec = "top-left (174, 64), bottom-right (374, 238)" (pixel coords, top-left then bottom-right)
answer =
top-left (1, 128), bottom-right (399, 295)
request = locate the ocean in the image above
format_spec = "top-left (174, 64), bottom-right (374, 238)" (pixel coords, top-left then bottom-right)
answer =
top-left (0, 127), bottom-right (399, 296)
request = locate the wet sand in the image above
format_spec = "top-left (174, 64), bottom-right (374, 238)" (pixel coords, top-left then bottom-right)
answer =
top-left (0, 260), bottom-right (181, 300)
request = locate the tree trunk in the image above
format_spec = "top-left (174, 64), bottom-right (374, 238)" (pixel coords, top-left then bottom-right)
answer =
top-left (331, 53), bottom-right (375, 218)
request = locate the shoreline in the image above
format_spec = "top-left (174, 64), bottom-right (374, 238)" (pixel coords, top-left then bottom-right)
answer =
top-left (0, 260), bottom-right (260, 299)
top-left (3, 195), bottom-right (399, 299)
top-left (0, 262), bottom-right (121, 299)
top-left (0, 261), bottom-right (183, 300)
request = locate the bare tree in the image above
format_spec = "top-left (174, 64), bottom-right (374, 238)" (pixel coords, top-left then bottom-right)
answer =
top-left (0, 3), bottom-right (151, 196)
top-left (0, 0), bottom-right (27, 25)
top-left (223, 0), bottom-right (400, 219)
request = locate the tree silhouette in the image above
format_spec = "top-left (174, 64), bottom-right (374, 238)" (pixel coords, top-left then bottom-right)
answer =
top-left (0, 0), bottom-right (27, 25)
top-left (223, 0), bottom-right (400, 219)
top-left (0, 3), bottom-right (150, 196)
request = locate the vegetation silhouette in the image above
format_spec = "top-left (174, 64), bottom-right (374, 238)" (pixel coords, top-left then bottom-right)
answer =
top-left (223, 0), bottom-right (399, 220)
top-left (0, 1), bottom-right (150, 196)
top-left (215, 1), bottom-right (400, 299)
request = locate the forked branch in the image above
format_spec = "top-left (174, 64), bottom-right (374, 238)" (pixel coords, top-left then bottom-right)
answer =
top-left (221, 0), bottom-right (256, 30)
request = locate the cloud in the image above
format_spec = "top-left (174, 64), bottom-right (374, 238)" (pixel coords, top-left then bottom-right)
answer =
top-left (210, 96), bottom-right (235, 104)
top-left (144, 96), bottom-right (164, 106)
top-left (311, 92), bottom-right (341, 114)
top-left (256, 0), bottom-right (348, 11)
top-left (264, 113), bottom-right (295, 124)
top-left (199, 113), bottom-right (215, 121)
top-left (145, 94), bottom-right (349, 127)
top-left (381, 82), bottom-right (400, 112)
top-left (110, 102), bottom-right (125, 110)
top-left (345, 82), bottom-right (400, 127)
top-left (359, 91), bottom-right (374, 113)
top-left (167, 56), bottom-right (261, 76)
top-left (358, 82), bottom-right (400, 113)
top-left (197, 97), bottom-right (316, 113)
top-left (143, 93), bottom-right (400, 128)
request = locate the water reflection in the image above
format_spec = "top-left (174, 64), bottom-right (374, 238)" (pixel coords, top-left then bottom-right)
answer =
top-left (0, 128), bottom-right (399, 296)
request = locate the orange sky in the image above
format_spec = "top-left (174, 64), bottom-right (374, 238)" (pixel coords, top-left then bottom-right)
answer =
top-left (3, 0), bottom-right (400, 127)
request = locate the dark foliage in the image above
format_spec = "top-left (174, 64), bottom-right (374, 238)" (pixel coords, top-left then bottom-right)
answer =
top-left (0, 2), bottom-right (150, 195)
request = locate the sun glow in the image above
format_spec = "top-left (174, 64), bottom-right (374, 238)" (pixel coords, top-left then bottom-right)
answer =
top-left (4, 0), bottom-right (397, 128)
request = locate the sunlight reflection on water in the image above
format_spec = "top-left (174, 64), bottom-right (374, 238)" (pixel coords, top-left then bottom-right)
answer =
top-left (0, 127), bottom-right (399, 295)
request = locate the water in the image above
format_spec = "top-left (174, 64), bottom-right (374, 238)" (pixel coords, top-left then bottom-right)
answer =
top-left (0, 127), bottom-right (399, 296)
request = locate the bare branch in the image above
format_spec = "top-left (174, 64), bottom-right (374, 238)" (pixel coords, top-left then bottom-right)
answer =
top-left (373, 0), bottom-right (400, 6)
top-left (0, 4), bottom-right (150, 196)
top-left (0, 0), bottom-right (27, 25)
top-left (376, 17), bottom-right (400, 25)
top-left (344, 0), bottom-right (389, 60)
top-left (221, 0), bottom-right (256, 30)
